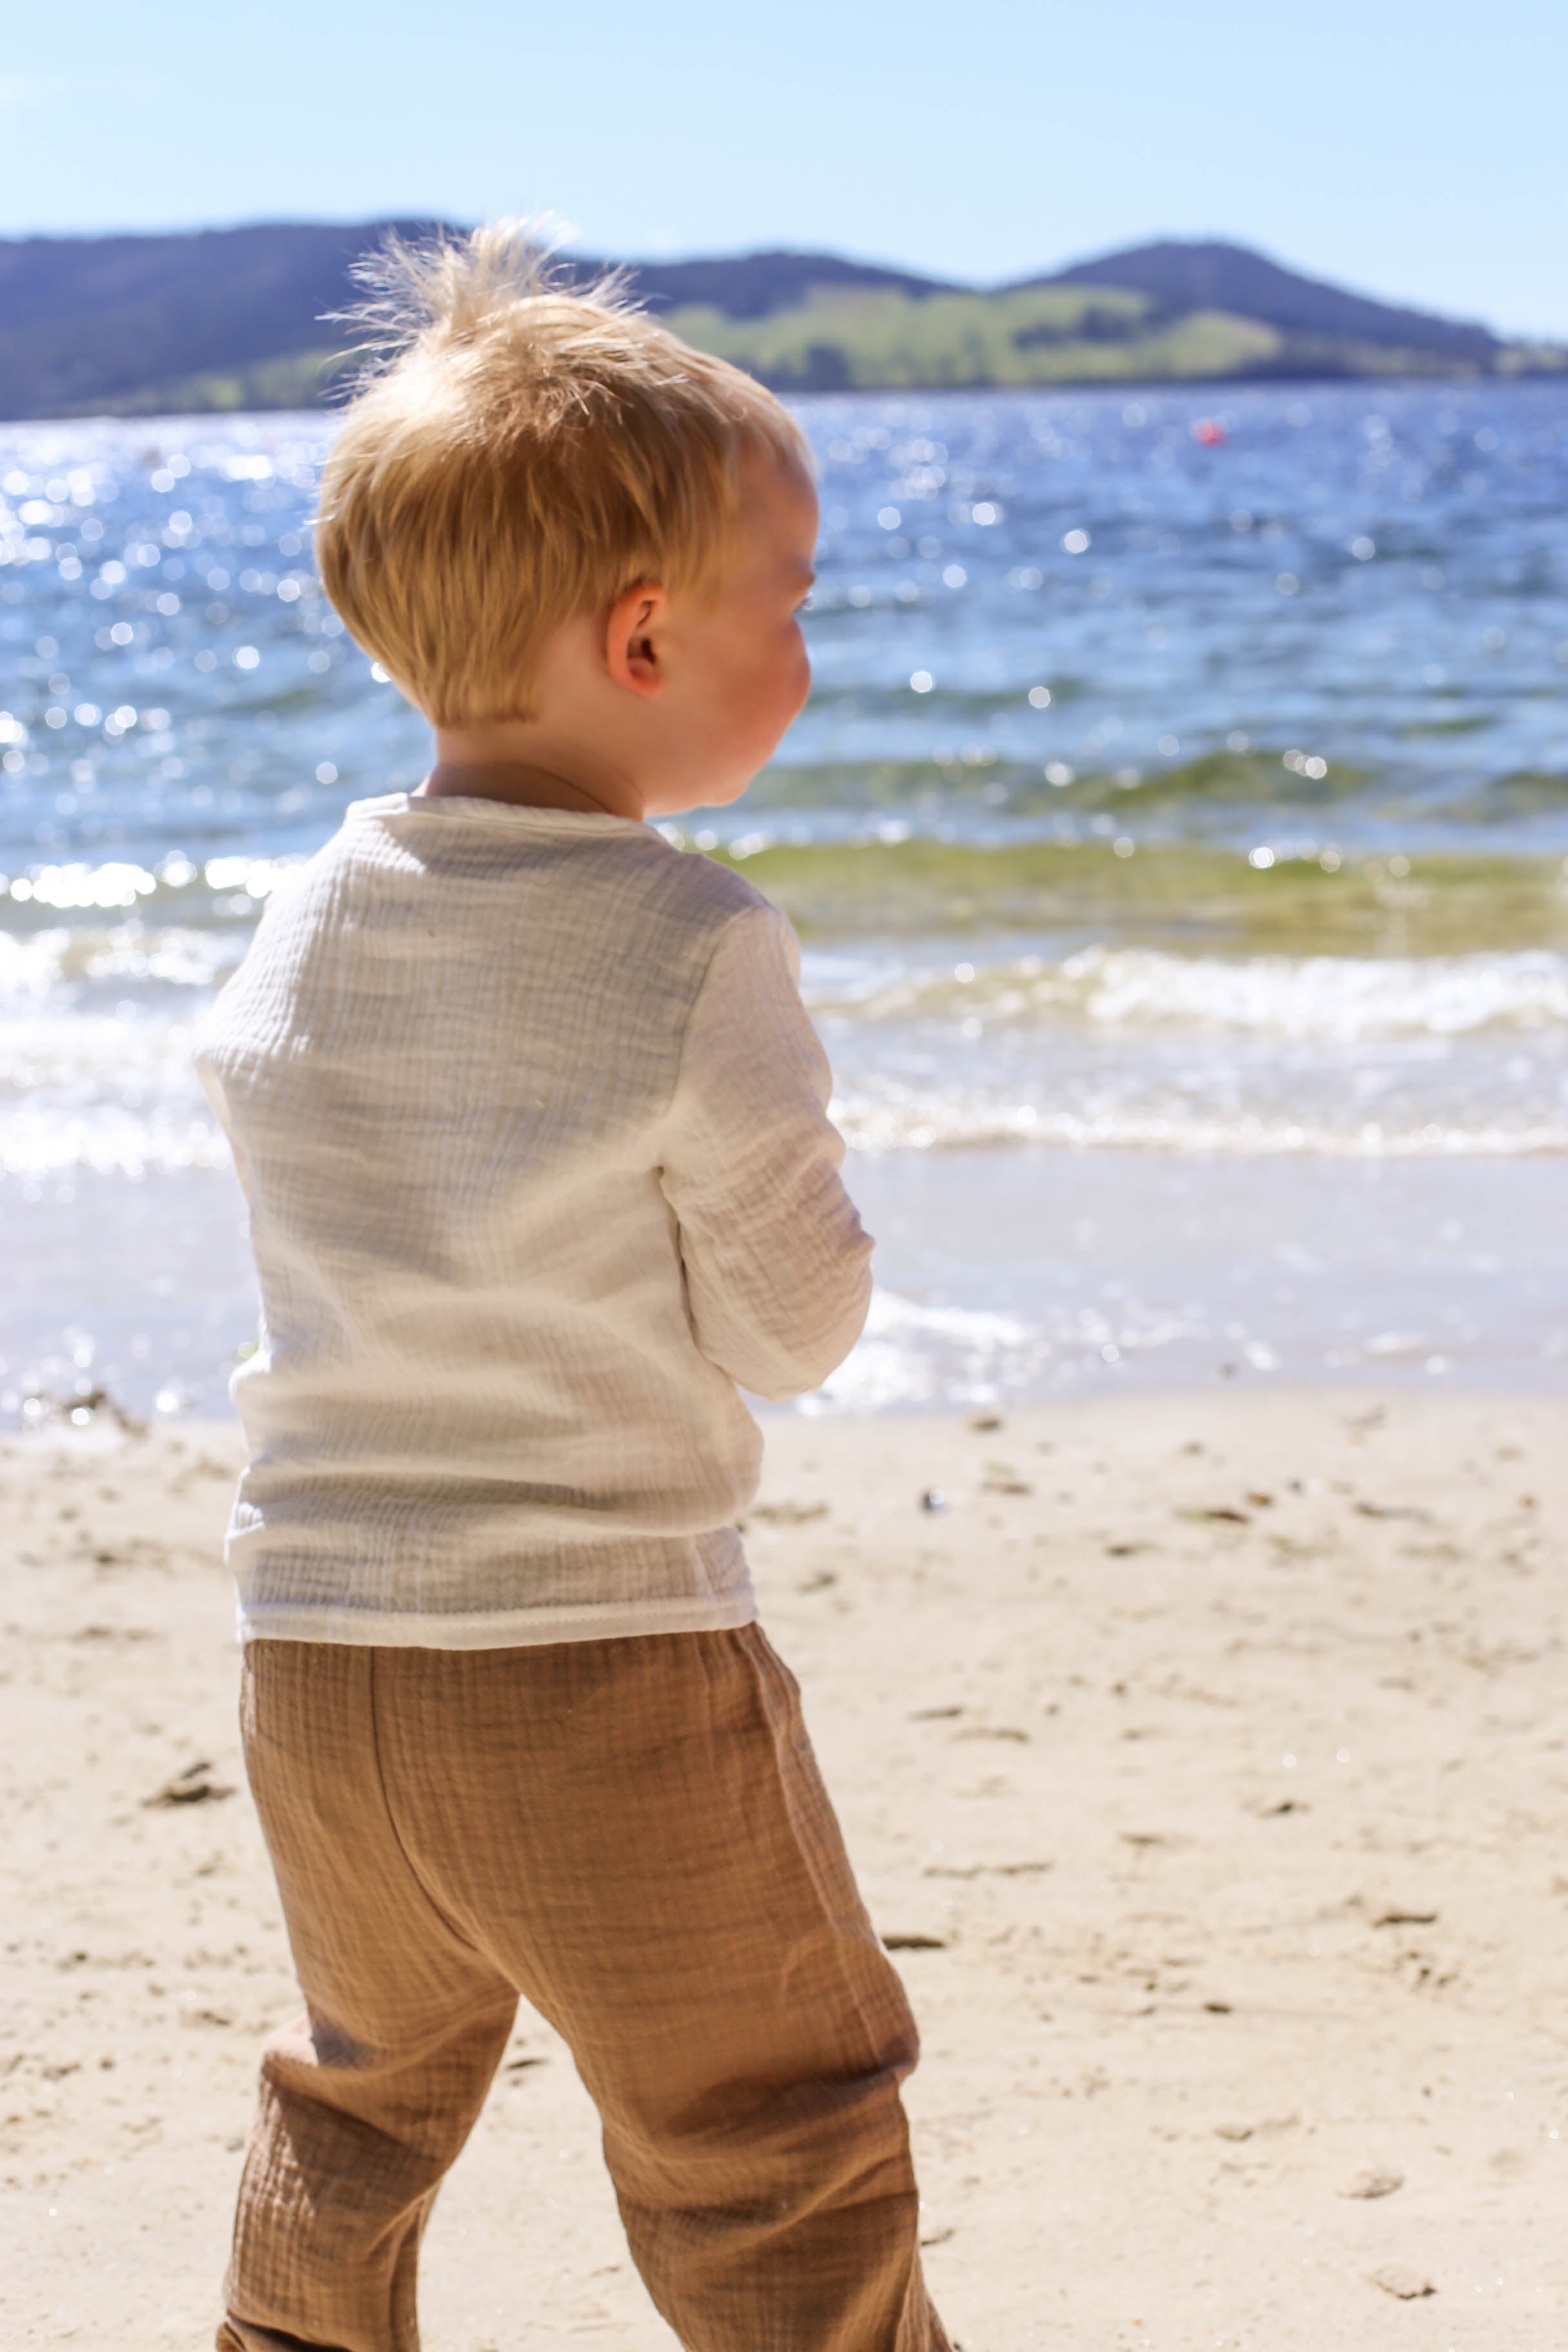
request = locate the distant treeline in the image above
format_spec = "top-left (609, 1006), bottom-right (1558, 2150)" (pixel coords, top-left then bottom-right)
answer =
top-left (0, 226), bottom-right (1560, 420)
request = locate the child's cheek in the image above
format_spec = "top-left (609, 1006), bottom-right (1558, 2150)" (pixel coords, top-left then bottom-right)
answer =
top-left (791, 638), bottom-right (812, 718)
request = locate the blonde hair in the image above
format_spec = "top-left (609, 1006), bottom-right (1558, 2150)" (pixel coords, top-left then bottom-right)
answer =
top-left (315, 222), bottom-right (808, 725)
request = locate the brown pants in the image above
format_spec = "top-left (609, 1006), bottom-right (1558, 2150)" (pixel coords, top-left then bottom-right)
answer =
top-left (219, 1626), bottom-right (948, 2352)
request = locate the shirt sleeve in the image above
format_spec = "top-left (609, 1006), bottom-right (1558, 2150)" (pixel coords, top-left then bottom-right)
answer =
top-left (658, 904), bottom-right (874, 1402)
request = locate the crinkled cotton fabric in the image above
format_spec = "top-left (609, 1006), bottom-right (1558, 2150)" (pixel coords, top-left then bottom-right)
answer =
top-left (219, 1629), bottom-right (948, 2352)
top-left (193, 794), bottom-right (872, 1646)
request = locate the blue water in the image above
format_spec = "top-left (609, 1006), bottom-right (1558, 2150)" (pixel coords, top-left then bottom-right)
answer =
top-left (2, 382), bottom-right (1566, 874)
top-left (3, 384), bottom-right (1567, 1424)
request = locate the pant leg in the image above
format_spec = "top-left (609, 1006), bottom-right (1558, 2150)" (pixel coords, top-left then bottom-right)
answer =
top-left (373, 1626), bottom-right (950, 2352)
top-left (220, 1642), bottom-right (518, 2352)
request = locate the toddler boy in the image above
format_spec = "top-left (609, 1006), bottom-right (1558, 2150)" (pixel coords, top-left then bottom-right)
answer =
top-left (195, 226), bottom-right (949, 2352)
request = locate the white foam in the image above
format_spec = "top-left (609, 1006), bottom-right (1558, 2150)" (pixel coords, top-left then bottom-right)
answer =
top-left (0, 922), bottom-right (245, 1003)
top-left (802, 1289), bottom-right (1044, 1412)
top-left (797, 1284), bottom-right (1210, 1414)
top-left (5, 919), bottom-right (1567, 1173)
top-left (808, 944), bottom-right (1568, 1041)
top-left (832, 1084), bottom-right (1568, 1158)
top-left (0, 998), bottom-right (230, 1174)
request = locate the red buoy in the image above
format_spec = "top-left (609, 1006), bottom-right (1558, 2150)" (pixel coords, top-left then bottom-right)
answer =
top-left (1192, 417), bottom-right (1226, 447)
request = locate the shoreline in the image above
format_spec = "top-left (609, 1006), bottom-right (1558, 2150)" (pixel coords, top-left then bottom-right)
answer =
top-left (3, 1388), bottom-right (1563, 2346)
top-left (6, 1141), bottom-right (1568, 1432)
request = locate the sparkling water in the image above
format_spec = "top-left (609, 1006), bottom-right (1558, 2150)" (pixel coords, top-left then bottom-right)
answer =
top-left (3, 383), bottom-right (1566, 1419)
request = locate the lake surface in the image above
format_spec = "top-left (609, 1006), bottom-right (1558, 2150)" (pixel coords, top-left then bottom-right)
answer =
top-left (3, 383), bottom-right (1566, 1420)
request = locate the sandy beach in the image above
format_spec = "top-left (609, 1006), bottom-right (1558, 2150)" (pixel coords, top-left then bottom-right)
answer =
top-left (3, 1387), bottom-right (1564, 2348)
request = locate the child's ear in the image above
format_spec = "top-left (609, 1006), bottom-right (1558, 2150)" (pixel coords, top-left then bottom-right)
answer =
top-left (605, 584), bottom-right (668, 698)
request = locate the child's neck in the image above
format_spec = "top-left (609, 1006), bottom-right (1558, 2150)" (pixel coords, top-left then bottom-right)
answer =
top-left (419, 754), bottom-right (639, 821)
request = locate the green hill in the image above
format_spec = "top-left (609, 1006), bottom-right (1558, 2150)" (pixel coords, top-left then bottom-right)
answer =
top-left (0, 224), bottom-right (1558, 420)
top-left (662, 286), bottom-right (1279, 391)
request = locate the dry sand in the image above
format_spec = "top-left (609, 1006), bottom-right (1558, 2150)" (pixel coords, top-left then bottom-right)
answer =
top-left (2, 1389), bottom-right (1565, 2349)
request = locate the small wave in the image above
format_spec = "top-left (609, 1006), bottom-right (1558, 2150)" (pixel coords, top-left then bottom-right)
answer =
top-left (803, 1289), bottom-right (1046, 1411)
top-left (810, 943), bottom-right (1568, 1040)
top-left (0, 923), bottom-right (247, 1005)
top-left (832, 1086), bottom-right (1568, 1157)
top-left (799, 1284), bottom-right (1209, 1413)
top-left (11, 1077), bottom-right (1560, 1173)
top-left (0, 996), bottom-right (231, 1175)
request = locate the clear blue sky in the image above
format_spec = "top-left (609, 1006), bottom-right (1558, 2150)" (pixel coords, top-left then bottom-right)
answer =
top-left (5, 0), bottom-right (1565, 336)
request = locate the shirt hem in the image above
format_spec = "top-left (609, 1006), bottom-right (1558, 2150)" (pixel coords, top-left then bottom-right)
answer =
top-left (236, 1587), bottom-right (758, 1650)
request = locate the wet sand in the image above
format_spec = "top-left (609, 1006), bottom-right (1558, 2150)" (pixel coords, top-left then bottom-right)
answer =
top-left (2, 1390), bottom-right (1564, 2348)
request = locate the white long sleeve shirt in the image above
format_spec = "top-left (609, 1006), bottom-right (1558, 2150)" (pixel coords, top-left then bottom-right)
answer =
top-left (193, 792), bottom-right (872, 1647)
